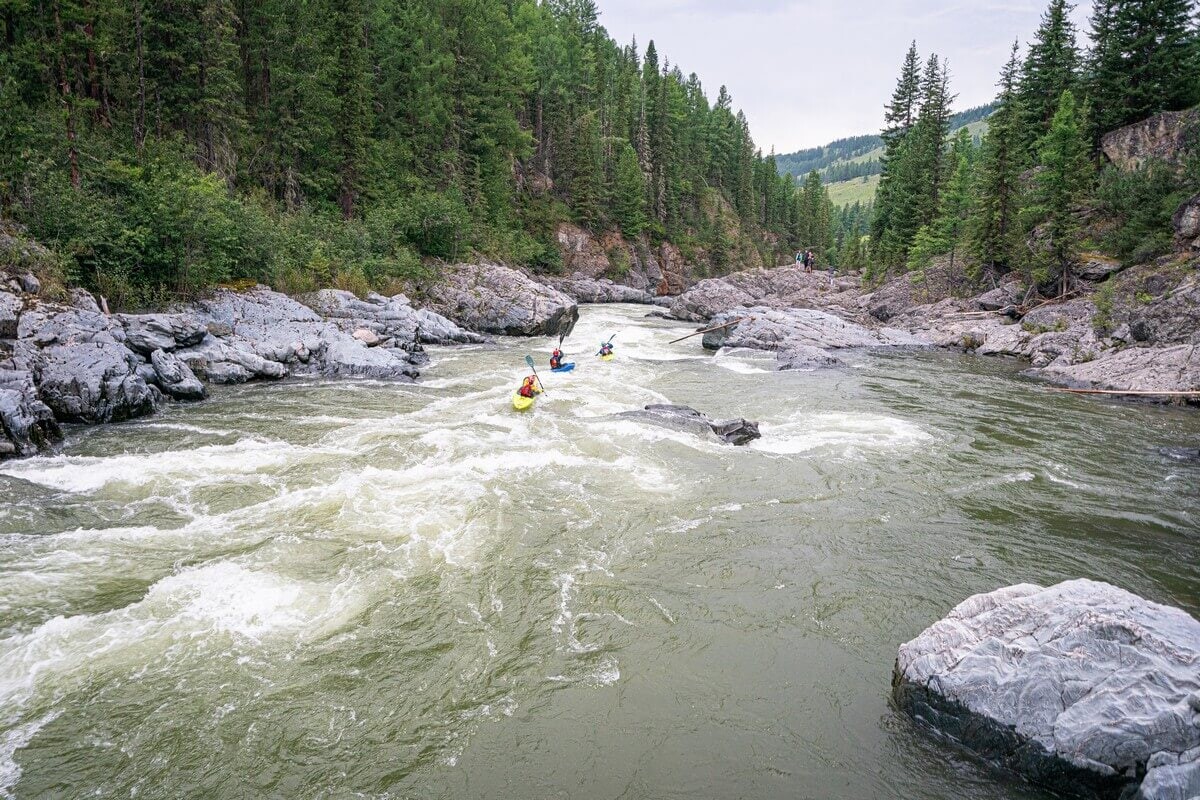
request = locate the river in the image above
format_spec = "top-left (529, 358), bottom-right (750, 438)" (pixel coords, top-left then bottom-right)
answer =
top-left (1, 303), bottom-right (1198, 799)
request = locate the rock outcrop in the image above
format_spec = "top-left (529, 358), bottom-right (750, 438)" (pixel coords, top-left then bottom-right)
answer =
top-left (1101, 108), bottom-right (1199, 172)
top-left (0, 363), bottom-right (60, 457)
top-left (543, 274), bottom-right (655, 305)
top-left (302, 289), bottom-right (486, 346)
top-left (698, 306), bottom-right (922, 371)
top-left (420, 262), bottom-right (579, 337)
top-left (0, 281), bottom-right (468, 458)
top-left (668, 265), bottom-right (864, 324)
top-left (894, 579), bottom-right (1200, 800)
top-left (553, 223), bottom-right (692, 296)
top-left (614, 404), bottom-right (761, 446)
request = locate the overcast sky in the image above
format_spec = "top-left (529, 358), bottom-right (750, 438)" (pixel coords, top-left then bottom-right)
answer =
top-left (598, 0), bottom-right (1094, 154)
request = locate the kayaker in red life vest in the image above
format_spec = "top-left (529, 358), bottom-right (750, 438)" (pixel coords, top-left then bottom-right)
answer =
top-left (550, 349), bottom-right (564, 369)
top-left (517, 375), bottom-right (541, 398)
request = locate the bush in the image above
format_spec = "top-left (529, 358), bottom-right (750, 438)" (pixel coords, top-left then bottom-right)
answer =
top-left (1095, 160), bottom-right (1192, 263)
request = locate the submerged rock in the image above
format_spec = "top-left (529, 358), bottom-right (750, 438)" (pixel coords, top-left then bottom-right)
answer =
top-left (614, 404), bottom-right (760, 446)
top-left (420, 262), bottom-right (579, 337)
top-left (894, 579), bottom-right (1200, 800)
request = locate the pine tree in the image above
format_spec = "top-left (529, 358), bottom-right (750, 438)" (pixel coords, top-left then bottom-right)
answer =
top-left (1017, 0), bottom-right (1080, 152)
top-left (907, 128), bottom-right (975, 273)
top-left (1086, 0), bottom-right (1200, 138)
top-left (972, 42), bottom-right (1027, 278)
top-left (1023, 89), bottom-right (1092, 295)
top-left (871, 42), bottom-right (922, 265)
top-left (613, 141), bottom-right (648, 236)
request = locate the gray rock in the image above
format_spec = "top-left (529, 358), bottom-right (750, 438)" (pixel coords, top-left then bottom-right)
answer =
top-left (15, 272), bottom-right (40, 295)
top-left (704, 306), bottom-right (924, 353)
top-left (776, 344), bottom-right (842, 371)
top-left (204, 361), bottom-right (253, 385)
top-left (0, 367), bottom-right (61, 458)
top-left (976, 283), bottom-right (1024, 311)
top-left (894, 579), bottom-right (1200, 800)
top-left (150, 349), bottom-right (206, 401)
top-left (545, 274), bottom-right (655, 304)
top-left (667, 266), bottom-right (867, 324)
top-left (119, 313), bottom-right (209, 355)
top-left (1158, 447), bottom-right (1200, 463)
top-left (69, 288), bottom-right (100, 312)
top-left (614, 404), bottom-right (760, 446)
top-left (1077, 256), bottom-right (1126, 282)
top-left (0, 291), bottom-right (19, 339)
top-left (304, 289), bottom-right (484, 346)
top-left (420, 262), bottom-right (579, 337)
top-left (34, 341), bottom-right (160, 423)
top-left (1175, 194), bottom-right (1200, 251)
top-left (1035, 343), bottom-right (1200, 393)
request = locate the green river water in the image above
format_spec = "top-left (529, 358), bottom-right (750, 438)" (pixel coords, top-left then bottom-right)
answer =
top-left (1, 303), bottom-right (1198, 799)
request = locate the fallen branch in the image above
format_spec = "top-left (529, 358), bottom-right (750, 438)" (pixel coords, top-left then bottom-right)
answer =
top-left (669, 316), bottom-right (753, 345)
top-left (1048, 388), bottom-right (1200, 397)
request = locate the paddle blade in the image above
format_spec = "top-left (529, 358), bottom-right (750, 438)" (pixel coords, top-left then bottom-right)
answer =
top-left (525, 355), bottom-right (535, 369)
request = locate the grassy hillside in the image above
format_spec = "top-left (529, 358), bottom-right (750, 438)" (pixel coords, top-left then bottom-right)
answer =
top-left (777, 103), bottom-right (995, 207)
top-left (825, 175), bottom-right (881, 207)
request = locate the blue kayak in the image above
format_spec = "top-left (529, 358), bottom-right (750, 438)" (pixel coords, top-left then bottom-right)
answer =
top-left (551, 362), bottom-right (576, 373)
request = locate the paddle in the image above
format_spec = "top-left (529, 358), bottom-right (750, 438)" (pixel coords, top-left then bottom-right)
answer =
top-left (524, 355), bottom-right (547, 395)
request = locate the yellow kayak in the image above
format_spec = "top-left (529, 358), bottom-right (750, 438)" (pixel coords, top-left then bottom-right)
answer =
top-left (512, 392), bottom-right (535, 411)
top-left (599, 354), bottom-right (615, 362)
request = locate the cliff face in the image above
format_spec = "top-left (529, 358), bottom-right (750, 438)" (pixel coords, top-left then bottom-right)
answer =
top-left (1101, 107), bottom-right (1199, 172)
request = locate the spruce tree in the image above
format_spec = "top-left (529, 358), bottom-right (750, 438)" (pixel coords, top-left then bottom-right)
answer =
top-left (871, 42), bottom-right (923, 267)
top-left (1024, 90), bottom-right (1092, 295)
top-left (1017, 0), bottom-right (1080, 152)
top-left (1086, 0), bottom-right (1200, 137)
top-left (613, 141), bottom-right (648, 236)
top-left (972, 42), bottom-right (1027, 278)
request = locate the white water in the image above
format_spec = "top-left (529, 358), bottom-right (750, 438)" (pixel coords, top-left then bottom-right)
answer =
top-left (1, 304), bottom-right (1198, 799)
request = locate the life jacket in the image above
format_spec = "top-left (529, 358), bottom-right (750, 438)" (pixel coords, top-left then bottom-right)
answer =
top-left (550, 350), bottom-right (562, 368)
top-left (519, 377), bottom-right (538, 397)
top-left (600, 343), bottom-right (613, 355)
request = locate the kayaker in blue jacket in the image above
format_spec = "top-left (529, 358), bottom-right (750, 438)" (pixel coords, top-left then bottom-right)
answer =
top-left (598, 342), bottom-right (614, 357)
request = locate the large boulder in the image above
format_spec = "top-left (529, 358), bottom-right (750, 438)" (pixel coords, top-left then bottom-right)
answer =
top-left (16, 307), bottom-right (161, 423)
top-left (0, 366), bottom-right (61, 458)
top-left (614, 404), bottom-right (760, 446)
top-left (33, 341), bottom-right (160, 423)
top-left (118, 313), bottom-right (208, 355)
top-left (1101, 108), bottom-right (1200, 172)
top-left (149, 349), bottom-right (206, 401)
top-left (894, 580), bottom-right (1200, 800)
top-left (419, 262), bottom-right (579, 337)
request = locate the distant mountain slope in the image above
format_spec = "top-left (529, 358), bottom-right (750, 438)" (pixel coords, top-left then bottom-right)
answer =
top-left (776, 103), bottom-right (996, 184)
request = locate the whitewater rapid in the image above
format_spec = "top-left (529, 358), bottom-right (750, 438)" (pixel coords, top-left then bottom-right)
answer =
top-left (1, 304), bottom-right (1197, 799)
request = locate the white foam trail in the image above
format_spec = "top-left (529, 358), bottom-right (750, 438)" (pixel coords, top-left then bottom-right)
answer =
top-left (0, 439), bottom-right (314, 493)
top-left (0, 562), bottom-right (365, 722)
top-left (0, 712), bottom-right (59, 799)
top-left (751, 412), bottom-right (933, 456)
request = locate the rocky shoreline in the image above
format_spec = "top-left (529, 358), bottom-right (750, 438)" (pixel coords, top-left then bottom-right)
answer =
top-left (1, 259), bottom-right (575, 459)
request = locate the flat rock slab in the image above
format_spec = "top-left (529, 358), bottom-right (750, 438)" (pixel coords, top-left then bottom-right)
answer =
top-left (421, 262), bottom-right (579, 337)
top-left (614, 404), bottom-right (761, 446)
top-left (895, 579), bottom-right (1200, 800)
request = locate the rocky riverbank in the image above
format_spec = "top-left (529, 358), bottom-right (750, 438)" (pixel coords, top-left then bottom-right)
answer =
top-left (653, 251), bottom-right (1200, 399)
top-left (1, 259), bottom-right (577, 460)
